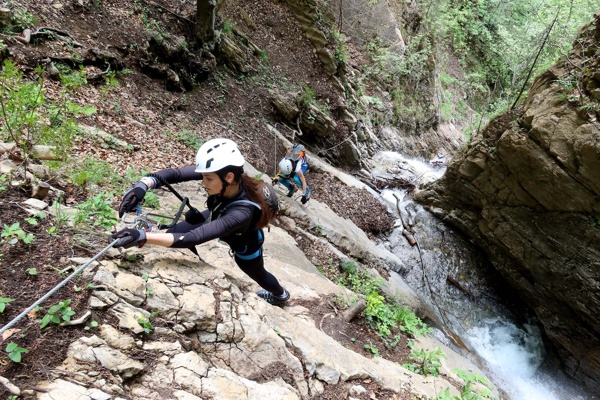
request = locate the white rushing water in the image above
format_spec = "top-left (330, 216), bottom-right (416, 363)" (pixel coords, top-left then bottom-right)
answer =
top-left (467, 318), bottom-right (570, 400)
top-left (371, 150), bottom-right (595, 400)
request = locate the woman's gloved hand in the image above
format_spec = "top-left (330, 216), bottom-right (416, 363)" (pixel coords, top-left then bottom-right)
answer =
top-left (118, 182), bottom-right (147, 217)
top-left (110, 228), bottom-right (147, 248)
top-left (185, 207), bottom-right (205, 225)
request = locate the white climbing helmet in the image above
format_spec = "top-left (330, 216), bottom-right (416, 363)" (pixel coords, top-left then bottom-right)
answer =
top-left (279, 158), bottom-right (293, 176)
top-left (195, 138), bottom-right (245, 173)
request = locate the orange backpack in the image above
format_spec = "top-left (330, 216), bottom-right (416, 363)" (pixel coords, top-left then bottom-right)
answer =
top-left (285, 144), bottom-right (306, 162)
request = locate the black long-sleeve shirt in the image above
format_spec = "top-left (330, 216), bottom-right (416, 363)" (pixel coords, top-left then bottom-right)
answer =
top-left (150, 166), bottom-right (262, 255)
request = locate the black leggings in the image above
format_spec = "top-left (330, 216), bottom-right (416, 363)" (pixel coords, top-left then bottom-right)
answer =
top-left (167, 221), bottom-right (285, 296)
top-left (235, 252), bottom-right (285, 296)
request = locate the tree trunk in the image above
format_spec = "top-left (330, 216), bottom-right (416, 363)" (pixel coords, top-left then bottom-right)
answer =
top-left (196, 0), bottom-right (216, 44)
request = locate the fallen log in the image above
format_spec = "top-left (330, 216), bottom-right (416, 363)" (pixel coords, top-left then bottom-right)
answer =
top-left (0, 143), bottom-right (61, 160)
top-left (446, 275), bottom-right (475, 298)
top-left (342, 298), bottom-right (366, 322)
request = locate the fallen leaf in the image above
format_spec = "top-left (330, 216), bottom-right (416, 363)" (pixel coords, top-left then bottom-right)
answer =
top-left (1, 328), bottom-right (21, 341)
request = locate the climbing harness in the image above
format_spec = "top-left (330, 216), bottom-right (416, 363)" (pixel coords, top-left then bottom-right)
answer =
top-left (120, 201), bottom-right (188, 232)
top-left (121, 173), bottom-right (197, 231)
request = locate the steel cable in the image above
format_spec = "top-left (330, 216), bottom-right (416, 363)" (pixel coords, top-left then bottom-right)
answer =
top-left (0, 239), bottom-right (119, 336)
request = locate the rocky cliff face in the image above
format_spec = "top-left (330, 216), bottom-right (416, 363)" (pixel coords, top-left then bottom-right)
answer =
top-left (416, 14), bottom-right (600, 392)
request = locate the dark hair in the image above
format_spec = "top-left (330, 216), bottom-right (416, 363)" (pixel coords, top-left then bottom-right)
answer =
top-left (241, 174), bottom-right (271, 228)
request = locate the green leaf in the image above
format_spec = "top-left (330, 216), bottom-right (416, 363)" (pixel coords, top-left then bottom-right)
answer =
top-left (5, 342), bottom-right (17, 352)
top-left (48, 305), bottom-right (60, 314)
top-left (40, 314), bottom-right (52, 328)
top-left (9, 351), bottom-right (22, 362)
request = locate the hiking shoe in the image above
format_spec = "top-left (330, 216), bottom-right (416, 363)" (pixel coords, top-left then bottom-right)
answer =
top-left (257, 288), bottom-right (290, 305)
top-left (287, 185), bottom-right (298, 198)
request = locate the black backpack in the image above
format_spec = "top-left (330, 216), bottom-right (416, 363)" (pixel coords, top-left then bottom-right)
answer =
top-left (222, 180), bottom-right (279, 224)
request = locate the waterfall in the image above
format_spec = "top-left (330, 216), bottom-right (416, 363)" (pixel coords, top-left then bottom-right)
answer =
top-left (371, 151), bottom-right (593, 400)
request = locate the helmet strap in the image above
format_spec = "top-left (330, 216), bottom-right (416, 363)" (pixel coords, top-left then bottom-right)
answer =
top-left (219, 180), bottom-right (228, 197)
top-left (216, 167), bottom-right (243, 198)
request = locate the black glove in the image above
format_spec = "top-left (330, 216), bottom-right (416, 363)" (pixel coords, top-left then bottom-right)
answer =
top-left (110, 228), bottom-right (147, 248)
top-left (301, 195), bottom-right (308, 204)
top-left (119, 182), bottom-right (147, 218)
top-left (185, 207), bottom-right (205, 225)
top-left (272, 177), bottom-right (279, 185)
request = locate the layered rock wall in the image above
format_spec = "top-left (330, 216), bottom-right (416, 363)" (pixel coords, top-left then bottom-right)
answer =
top-left (416, 14), bottom-right (600, 391)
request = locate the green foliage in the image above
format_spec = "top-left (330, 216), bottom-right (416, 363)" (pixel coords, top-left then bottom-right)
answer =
top-left (5, 342), bottom-right (28, 363)
top-left (73, 193), bottom-right (119, 230)
top-left (335, 260), bottom-right (432, 338)
top-left (364, 343), bottom-right (380, 356)
top-left (84, 320), bottom-right (99, 331)
top-left (403, 344), bottom-right (446, 377)
top-left (2, 222), bottom-right (35, 244)
top-left (137, 315), bottom-right (154, 334)
top-left (2, 8), bottom-right (36, 34)
top-left (337, 260), bottom-right (382, 295)
top-left (0, 60), bottom-right (96, 163)
top-left (258, 50), bottom-right (269, 63)
top-left (437, 369), bottom-right (496, 399)
top-left (40, 299), bottom-right (76, 329)
top-left (367, 34), bottom-right (432, 83)
top-left (395, 307), bottom-right (433, 337)
top-left (26, 267), bottom-right (38, 276)
top-left (24, 216), bottom-right (38, 226)
top-left (59, 65), bottom-right (88, 92)
top-left (298, 85), bottom-right (316, 107)
top-left (331, 29), bottom-right (349, 63)
top-left (365, 292), bottom-right (397, 336)
top-left (0, 297), bottom-right (14, 313)
top-left (0, 174), bottom-right (7, 192)
top-left (143, 191), bottom-right (160, 209)
top-left (425, 0), bottom-right (598, 114)
top-left (176, 130), bottom-right (204, 149)
top-left (223, 20), bottom-right (233, 33)
top-left (61, 156), bottom-right (117, 190)
top-left (103, 71), bottom-right (120, 94)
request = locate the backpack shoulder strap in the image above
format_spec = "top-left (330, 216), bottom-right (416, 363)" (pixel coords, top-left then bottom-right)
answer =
top-left (223, 200), bottom-right (262, 211)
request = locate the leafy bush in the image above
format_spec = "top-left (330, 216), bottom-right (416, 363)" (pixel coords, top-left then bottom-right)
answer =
top-left (403, 344), bottom-right (446, 377)
top-left (2, 8), bottom-right (35, 34)
top-left (73, 193), bottom-right (119, 230)
top-left (60, 156), bottom-right (118, 191)
top-left (365, 292), bottom-right (397, 336)
top-left (395, 307), bottom-right (433, 337)
top-left (437, 368), bottom-right (496, 399)
top-left (337, 260), bottom-right (382, 295)
top-left (2, 222), bottom-right (34, 244)
top-left (5, 342), bottom-right (28, 363)
top-left (0, 60), bottom-right (96, 163)
top-left (40, 299), bottom-right (76, 329)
